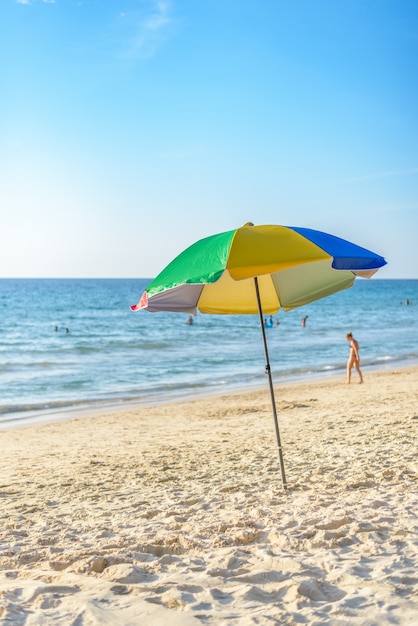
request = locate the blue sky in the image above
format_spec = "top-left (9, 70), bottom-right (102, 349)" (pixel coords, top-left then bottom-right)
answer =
top-left (2, 0), bottom-right (417, 278)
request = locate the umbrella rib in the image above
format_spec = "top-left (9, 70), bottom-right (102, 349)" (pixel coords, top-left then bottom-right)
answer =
top-left (254, 277), bottom-right (287, 490)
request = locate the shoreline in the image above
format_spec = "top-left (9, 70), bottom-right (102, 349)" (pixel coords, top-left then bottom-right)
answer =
top-left (2, 357), bottom-right (417, 431)
top-left (0, 365), bottom-right (417, 624)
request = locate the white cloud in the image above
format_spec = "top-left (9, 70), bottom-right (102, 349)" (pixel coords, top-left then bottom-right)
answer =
top-left (16, 0), bottom-right (56, 3)
top-left (146, 1), bottom-right (171, 30)
top-left (124, 0), bottom-right (173, 60)
top-left (345, 168), bottom-right (418, 183)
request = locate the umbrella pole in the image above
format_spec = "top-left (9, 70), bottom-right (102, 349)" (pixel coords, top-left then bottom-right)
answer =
top-left (254, 277), bottom-right (287, 490)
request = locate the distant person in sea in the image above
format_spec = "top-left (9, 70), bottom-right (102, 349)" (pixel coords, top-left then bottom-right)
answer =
top-left (301, 315), bottom-right (308, 327)
top-left (186, 316), bottom-right (194, 325)
top-left (345, 332), bottom-right (363, 384)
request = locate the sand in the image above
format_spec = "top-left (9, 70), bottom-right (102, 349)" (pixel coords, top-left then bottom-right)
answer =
top-left (0, 366), bottom-right (417, 625)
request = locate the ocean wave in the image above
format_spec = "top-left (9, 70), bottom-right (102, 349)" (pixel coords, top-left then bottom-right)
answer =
top-left (1, 278), bottom-right (417, 427)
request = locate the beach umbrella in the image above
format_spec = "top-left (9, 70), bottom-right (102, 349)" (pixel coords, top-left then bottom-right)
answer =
top-left (131, 223), bottom-right (387, 489)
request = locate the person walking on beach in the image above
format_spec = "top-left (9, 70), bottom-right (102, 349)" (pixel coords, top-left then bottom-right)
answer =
top-left (345, 332), bottom-right (363, 384)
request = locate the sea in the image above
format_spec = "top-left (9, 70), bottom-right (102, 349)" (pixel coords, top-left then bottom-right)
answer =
top-left (0, 278), bottom-right (417, 428)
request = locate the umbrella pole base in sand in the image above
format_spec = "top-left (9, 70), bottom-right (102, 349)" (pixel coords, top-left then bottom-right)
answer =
top-left (254, 277), bottom-right (288, 490)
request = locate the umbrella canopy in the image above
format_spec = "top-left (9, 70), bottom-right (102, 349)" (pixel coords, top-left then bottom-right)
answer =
top-left (132, 224), bottom-right (386, 315)
top-left (131, 223), bottom-right (387, 489)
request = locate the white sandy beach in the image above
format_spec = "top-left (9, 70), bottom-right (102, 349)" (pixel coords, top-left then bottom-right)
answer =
top-left (0, 367), bottom-right (417, 625)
